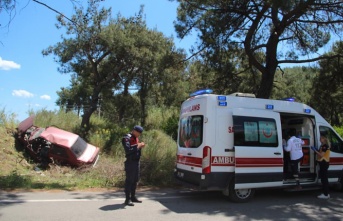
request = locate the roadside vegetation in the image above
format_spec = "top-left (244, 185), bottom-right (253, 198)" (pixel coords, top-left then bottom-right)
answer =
top-left (0, 109), bottom-right (178, 191)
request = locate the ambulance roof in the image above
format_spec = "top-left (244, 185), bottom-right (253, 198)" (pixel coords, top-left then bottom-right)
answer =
top-left (184, 90), bottom-right (328, 124)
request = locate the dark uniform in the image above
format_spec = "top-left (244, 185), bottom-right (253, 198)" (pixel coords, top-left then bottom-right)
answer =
top-left (317, 143), bottom-right (330, 198)
top-left (122, 126), bottom-right (144, 205)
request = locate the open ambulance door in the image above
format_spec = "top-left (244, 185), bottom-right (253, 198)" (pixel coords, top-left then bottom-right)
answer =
top-left (233, 108), bottom-right (284, 189)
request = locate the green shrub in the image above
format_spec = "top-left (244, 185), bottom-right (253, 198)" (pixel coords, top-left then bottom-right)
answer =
top-left (33, 109), bottom-right (81, 131)
top-left (0, 170), bottom-right (33, 189)
top-left (162, 114), bottom-right (179, 141)
top-left (0, 108), bottom-right (18, 131)
top-left (334, 126), bottom-right (343, 138)
top-left (145, 106), bottom-right (179, 140)
top-left (139, 130), bottom-right (177, 186)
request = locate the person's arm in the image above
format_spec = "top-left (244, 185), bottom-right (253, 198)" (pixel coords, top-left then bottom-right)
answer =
top-left (284, 139), bottom-right (291, 152)
top-left (314, 145), bottom-right (328, 158)
top-left (137, 142), bottom-right (145, 149)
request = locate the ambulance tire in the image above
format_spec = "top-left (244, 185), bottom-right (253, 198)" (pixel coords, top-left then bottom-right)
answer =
top-left (227, 181), bottom-right (255, 203)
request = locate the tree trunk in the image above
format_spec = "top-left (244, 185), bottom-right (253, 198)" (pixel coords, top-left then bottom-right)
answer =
top-left (81, 87), bottom-right (101, 137)
top-left (139, 73), bottom-right (148, 126)
top-left (118, 80), bottom-right (130, 123)
top-left (256, 31), bottom-right (279, 99)
top-left (257, 69), bottom-right (275, 98)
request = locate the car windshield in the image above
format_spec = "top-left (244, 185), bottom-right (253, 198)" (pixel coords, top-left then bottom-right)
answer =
top-left (71, 137), bottom-right (88, 158)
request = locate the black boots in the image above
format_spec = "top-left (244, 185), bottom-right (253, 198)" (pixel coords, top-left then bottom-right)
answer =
top-left (131, 196), bottom-right (142, 203)
top-left (124, 197), bottom-right (142, 206)
top-left (124, 199), bottom-right (134, 206)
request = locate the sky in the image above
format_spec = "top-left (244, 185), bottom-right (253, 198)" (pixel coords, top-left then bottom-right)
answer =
top-left (0, 0), bottom-right (195, 122)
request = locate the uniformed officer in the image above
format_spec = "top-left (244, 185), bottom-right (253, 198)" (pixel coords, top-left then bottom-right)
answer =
top-left (122, 125), bottom-right (145, 206)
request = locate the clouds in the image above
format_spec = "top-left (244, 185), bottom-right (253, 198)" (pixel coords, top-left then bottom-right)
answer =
top-left (40, 95), bottom-right (51, 100)
top-left (12, 90), bottom-right (34, 98)
top-left (12, 90), bottom-right (51, 100)
top-left (0, 57), bottom-right (21, 71)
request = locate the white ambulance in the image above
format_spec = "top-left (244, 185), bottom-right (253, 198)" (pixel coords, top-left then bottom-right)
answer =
top-left (175, 89), bottom-right (343, 202)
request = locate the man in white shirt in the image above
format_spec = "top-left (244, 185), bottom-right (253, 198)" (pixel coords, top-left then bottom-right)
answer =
top-left (284, 132), bottom-right (304, 190)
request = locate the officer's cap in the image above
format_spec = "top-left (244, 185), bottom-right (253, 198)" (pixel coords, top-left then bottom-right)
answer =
top-left (133, 125), bottom-right (143, 133)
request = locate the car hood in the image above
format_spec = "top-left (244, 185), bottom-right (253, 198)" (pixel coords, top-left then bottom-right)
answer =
top-left (17, 115), bottom-right (35, 134)
top-left (40, 127), bottom-right (78, 147)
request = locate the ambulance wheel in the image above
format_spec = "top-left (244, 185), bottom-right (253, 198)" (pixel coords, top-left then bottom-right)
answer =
top-left (227, 181), bottom-right (255, 203)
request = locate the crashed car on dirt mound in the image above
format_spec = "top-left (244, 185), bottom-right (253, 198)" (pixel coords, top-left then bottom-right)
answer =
top-left (17, 115), bottom-right (100, 168)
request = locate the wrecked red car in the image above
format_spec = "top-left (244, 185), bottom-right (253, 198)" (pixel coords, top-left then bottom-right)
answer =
top-left (17, 115), bottom-right (100, 168)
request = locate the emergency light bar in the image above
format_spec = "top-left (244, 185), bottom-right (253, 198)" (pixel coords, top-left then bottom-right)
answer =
top-left (304, 109), bottom-right (311, 113)
top-left (280, 97), bottom-right (296, 102)
top-left (190, 89), bottom-right (213, 97)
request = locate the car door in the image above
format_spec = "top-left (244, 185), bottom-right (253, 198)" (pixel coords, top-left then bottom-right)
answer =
top-left (233, 108), bottom-right (284, 189)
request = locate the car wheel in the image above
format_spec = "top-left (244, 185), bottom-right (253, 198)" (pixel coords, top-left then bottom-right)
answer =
top-left (226, 180), bottom-right (255, 203)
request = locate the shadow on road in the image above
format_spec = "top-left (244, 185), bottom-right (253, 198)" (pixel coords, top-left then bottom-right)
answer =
top-left (154, 188), bottom-right (343, 221)
top-left (99, 203), bottom-right (126, 211)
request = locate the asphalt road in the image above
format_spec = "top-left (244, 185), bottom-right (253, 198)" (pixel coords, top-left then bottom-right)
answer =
top-left (1, 187), bottom-right (343, 221)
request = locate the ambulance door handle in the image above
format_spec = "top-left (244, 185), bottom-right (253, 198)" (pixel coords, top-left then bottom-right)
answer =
top-left (274, 152), bottom-right (281, 155)
top-left (225, 149), bottom-right (234, 152)
top-left (187, 153), bottom-right (192, 156)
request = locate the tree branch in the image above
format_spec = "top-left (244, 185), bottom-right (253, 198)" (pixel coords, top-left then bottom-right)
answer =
top-left (279, 54), bottom-right (343, 64)
top-left (32, 0), bottom-right (76, 26)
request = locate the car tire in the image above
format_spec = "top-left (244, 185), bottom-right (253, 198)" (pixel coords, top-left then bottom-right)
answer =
top-left (226, 180), bottom-right (255, 203)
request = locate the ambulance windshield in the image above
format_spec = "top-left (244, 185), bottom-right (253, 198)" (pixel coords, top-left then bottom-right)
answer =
top-left (179, 115), bottom-right (203, 148)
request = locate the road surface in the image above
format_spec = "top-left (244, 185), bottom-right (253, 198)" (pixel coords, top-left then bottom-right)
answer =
top-left (1, 187), bottom-right (343, 221)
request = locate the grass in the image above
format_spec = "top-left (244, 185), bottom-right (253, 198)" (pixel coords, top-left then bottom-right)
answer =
top-left (0, 109), bottom-right (178, 191)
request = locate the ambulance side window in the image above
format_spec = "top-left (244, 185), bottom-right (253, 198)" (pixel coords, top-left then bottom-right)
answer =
top-left (319, 126), bottom-right (343, 153)
top-left (178, 115), bottom-right (203, 148)
top-left (233, 116), bottom-right (278, 147)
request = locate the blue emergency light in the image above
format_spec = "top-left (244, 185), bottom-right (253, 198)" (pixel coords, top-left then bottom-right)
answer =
top-left (304, 109), bottom-right (311, 113)
top-left (189, 89), bottom-right (213, 97)
top-left (280, 97), bottom-right (296, 102)
top-left (265, 104), bottom-right (274, 110)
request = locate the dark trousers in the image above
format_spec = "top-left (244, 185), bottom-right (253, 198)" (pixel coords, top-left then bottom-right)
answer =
top-left (319, 161), bottom-right (330, 196)
top-left (124, 160), bottom-right (140, 200)
top-left (290, 157), bottom-right (302, 185)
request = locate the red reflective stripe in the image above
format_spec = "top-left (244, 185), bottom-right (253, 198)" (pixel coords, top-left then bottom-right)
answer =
top-left (236, 158), bottom-right (283, 167)
top-left (177, 156), bottom-right (284, 167)
top-left (177, 155), bottom-right (202, 167)
top-left (202, 146), bottom-right (211, 174)
top-left (329, 157), bottom-right (343, 165)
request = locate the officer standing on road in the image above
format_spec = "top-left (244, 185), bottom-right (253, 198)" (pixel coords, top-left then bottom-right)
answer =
top-left (122, 125), bottom-right (146, 206)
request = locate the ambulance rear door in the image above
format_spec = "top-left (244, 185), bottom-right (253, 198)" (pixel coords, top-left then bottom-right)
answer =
top-left (233, 108), bottom-right (284, 189)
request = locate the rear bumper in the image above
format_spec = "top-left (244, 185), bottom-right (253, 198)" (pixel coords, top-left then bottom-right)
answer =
top-left (174, 167), bottom-right (233, 190)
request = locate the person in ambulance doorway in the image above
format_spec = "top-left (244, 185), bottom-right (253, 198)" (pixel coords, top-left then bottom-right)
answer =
top-left (284, 131), bottom-right (304, 190)
top-left (282, 134), bottom-right (291, 179)
top-left (311, 134), bottom-right (331, 199)
top-left (122, 125), bottom-right (146, 206)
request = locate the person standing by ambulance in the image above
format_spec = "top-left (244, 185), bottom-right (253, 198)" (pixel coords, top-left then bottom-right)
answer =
top-left (122, 125), bottom-right (145, 206)
top-left (284, 131), bottom-right (304, 190)
top-left (312, 134), bottom-right (331, 199)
